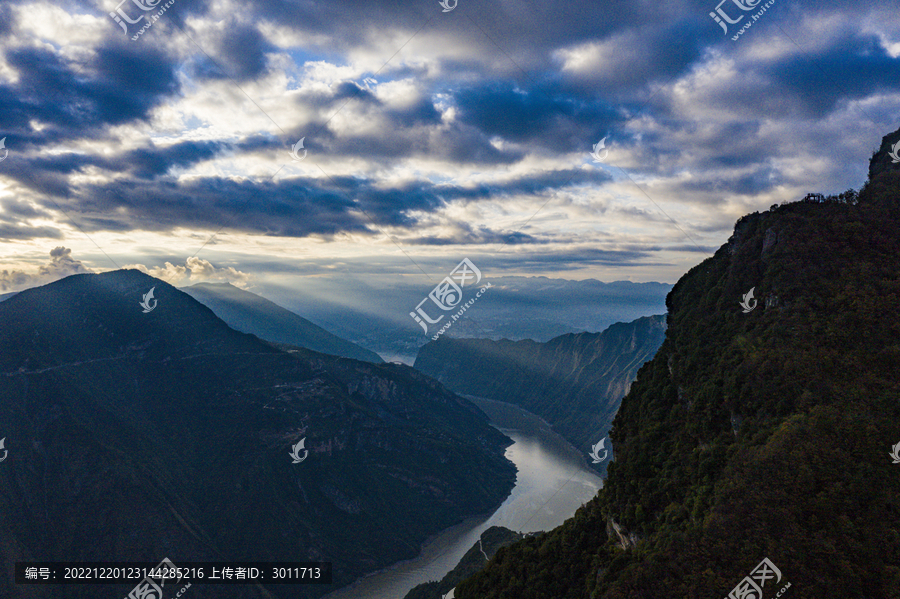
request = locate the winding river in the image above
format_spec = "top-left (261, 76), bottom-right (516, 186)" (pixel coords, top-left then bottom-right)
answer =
top-left (323, 396), bottom-right (604, 599)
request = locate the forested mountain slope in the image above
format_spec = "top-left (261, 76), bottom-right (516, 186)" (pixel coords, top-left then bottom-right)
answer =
top-left (455, 130), bottom-right (900, 599)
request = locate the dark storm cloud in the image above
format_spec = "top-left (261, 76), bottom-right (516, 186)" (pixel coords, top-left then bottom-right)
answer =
top-left (74, 176), bottom-right (374, 236)
top-left (0, 196), bottom-right (65, 240)
top-left (0, 223), bottom-right (64, 240)
top-left (454, 80), bottom-right (620, 150)
top-left (190, 21), bottom-right (274, 81)
top-left (3, 141), bottom-right (230, 200)
top-left (124, 141), bottom-right (229, 178)
top-left (0, 44), bottom-right (178, 144)
top-left (675, 165), bottom-right (783, 197)
top-left (317, 168), bottom-right (611, 228)
top-left (447, 169), bottom-right (613, 200)
top-left (0, 197), bottom-right (65, 240)
top-left (765, 33), bottom-right (900, 117)
top-left (8, 165), bottom-right (609, 242)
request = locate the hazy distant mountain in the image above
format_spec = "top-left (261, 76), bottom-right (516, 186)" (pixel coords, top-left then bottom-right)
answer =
top-left (0, 270), bottom-right (515, 599)
top-left (414, 314), bottom-right (667, 469)
top-left (266, 277), bottom-right (672, 364)
top-left (182, 282), bottom-right (383, 363)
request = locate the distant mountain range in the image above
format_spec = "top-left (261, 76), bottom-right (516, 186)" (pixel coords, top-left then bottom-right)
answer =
top-left (3, 276), bottom-right (671, 367)
top-left (0, 270), bottom-right (515, 599)
top-left (414, 314), bottom-right (666, 470)
top-left (453, 129), bottom-right (900, 598)
top-left (181, 282), bottom-right (383, 363)
top-left (257, 277), bottom-right (672, 363)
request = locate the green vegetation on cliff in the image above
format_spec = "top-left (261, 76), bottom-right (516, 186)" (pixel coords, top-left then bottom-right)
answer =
top-left (455, 131), bottom-right (900, 599)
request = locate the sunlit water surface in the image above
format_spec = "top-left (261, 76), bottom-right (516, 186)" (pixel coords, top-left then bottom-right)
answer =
top-left (323, 396), bottom-right (603, 599)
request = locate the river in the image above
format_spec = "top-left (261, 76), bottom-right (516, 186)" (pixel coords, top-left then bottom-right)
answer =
top-left (323, 395), bottom-right (604, 599)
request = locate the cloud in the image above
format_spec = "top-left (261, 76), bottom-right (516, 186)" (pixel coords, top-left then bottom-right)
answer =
top-left (0, 246), bottom-right (94, 292)
top-left (453, 79), bottom-right (620, 151)
top-left (0, 0), bottom-right (898, 284)
top-left (124, 257), bottom-right (252, 288)
top-left (0, 44), bottom-right (179, 143)
top-left (192, 21), bottom-right (274, 82)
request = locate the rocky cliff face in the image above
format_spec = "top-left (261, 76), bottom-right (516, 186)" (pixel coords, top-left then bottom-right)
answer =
top-left (0, 270), bottom-right (516, 599)
top-left (413, 315), bottom-right (666, 469)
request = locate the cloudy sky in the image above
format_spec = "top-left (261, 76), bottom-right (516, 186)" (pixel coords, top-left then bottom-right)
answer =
top-left (1, 0), bottom-right (898, 295)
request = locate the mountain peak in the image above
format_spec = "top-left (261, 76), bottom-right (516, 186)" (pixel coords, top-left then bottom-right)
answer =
top-left (0, 269), bottom-right (267, 373)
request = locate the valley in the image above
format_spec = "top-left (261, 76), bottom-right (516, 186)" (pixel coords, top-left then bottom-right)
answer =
top-left (324, 397), bottom-right (602, 599)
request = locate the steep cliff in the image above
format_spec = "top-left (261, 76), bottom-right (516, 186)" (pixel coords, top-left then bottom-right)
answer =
top-left (454, 131), bottom-right (900, 598)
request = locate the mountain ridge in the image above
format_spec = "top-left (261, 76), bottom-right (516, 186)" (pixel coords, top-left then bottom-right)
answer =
top-left (181, 281), bottom-right (383, 363)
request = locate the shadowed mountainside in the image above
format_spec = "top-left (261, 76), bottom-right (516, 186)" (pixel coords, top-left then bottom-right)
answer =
top-left (182, 281), bottom-right (383, 363)
top-left (414, 315), bottom-right (666, 471)
top-left (453, 130), bottom-right (900, 598)
top-left (0, 270), bottom-right (515, 599)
